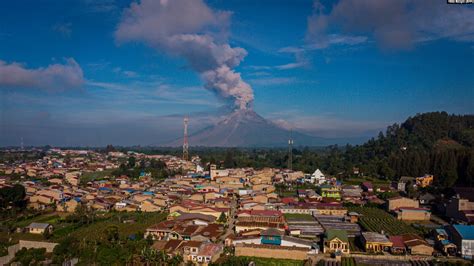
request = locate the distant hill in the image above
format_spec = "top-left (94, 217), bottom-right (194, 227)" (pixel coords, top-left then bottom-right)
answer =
top-left (345, 112), bottom-right (474, 187)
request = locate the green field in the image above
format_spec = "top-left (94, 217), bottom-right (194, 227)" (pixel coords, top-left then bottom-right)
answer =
top-left (61, 212), bottom-right (167, 242)
top-left (343, 177), bottom-right (391, 186)
top-left (217, 256), bottom-right (305, 266)
top-left (284, 213), bottom-right (314, 221)
top-left (13, 213), bottom-right (62, 228)
top-left (1, 211), bottom-right (167, 245)
top-left (348, 207), bottom-right (420, 235)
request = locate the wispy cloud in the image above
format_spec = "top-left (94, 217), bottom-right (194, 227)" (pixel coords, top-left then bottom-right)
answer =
top-left (247, 59), bottom-right (309, 71)
top-left (275, 62), bottom-right (308, 70)
top-left (112, 67), bottom-right (139, 78)
top-left (83, 0), bottom-right (117, 13)
top-left (267, 110), bottom-right (388, 138)
top-left (52, 22), bottom-right (72, 38)
top-left (86, 79), bottom-right (218, 107)
top-left (248, 77), bottom-right (296, 86)
top-left (280, 34), bottom-right (368, 54)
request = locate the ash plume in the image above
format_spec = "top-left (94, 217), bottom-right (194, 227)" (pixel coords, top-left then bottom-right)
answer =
top-left (115, 0), bottom-right (253, 110)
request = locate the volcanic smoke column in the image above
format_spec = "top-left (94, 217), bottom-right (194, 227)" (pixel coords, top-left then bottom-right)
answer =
top-left (115, 0), bottom-right (253, 110)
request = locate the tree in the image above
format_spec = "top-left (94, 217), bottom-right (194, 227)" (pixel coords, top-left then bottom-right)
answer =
top-left (105, 144), bottom-right (116, 153)
top-left (217, 212), bottom-right (227, 224)
top-left (13, 247), bottom-right (46, 266)
top-left (106, 225), bottom-right (120, 243)
top-left (0, 184), bottom-right (26, 210)
top-left (167, 254), bottom-right (183, 266)
top-left (52, 236), bottom-right (80, 264)
top-left (224, 149), bottom-right (236, 168)
top-left (128, 156), bottom-right (136, 168)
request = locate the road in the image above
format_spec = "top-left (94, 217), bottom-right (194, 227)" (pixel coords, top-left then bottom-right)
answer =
top-left (219, 197), bottom-right (238, 243)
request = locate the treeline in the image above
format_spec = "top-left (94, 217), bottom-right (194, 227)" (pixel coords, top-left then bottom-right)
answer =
top-left (111, 157), bottom-right (172, 180)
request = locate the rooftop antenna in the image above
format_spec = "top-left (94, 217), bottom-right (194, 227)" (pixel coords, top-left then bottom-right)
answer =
top-left (183, 116), bottom-right (189, 161)
top-left (288, 129), bottom-right (293, 170)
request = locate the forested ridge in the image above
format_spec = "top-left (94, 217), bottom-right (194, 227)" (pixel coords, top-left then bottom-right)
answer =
top-left (344, 112), bottom-right (474, 187)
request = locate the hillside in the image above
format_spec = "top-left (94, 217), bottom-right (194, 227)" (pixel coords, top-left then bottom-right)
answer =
top-left (345, 112), bottom-right (474, 187)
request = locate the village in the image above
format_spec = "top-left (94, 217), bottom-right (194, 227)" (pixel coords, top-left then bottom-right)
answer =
top-left (1, 148), bottom-right (474, 266)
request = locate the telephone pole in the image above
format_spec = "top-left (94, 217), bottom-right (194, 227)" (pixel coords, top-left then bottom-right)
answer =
top-left (288, 130), bottom-right (293, 170)
top-left (183, 116), bottom-right (189, 161)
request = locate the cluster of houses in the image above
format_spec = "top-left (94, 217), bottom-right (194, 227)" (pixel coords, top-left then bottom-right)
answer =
top-left (2, 148), bottom-right (474, 264)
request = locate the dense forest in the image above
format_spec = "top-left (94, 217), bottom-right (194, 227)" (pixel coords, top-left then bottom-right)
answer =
top-left (344, 112), bottom-right (474, 187)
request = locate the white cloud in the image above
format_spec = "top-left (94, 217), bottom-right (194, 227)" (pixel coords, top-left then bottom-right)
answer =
top-left (0, 58), bottom-right (84, 91)
top-left (307, 0), bottom-right (474, 50)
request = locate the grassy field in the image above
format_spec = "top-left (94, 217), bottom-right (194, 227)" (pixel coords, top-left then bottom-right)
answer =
top-left (348, 207), bottom-right (420, 236)
top-left (225, 257), bottom-right (304, 266)
top-left (279, 190), bottom-right (297, 197)
top-left (1, 211), bottom-right (167, 244)
top-left (343, 177), bottom-right (391, 186)
top-left (284, 213), bottom-right (314, 221)
top-left (80, 169), bottom-right (115, 184)
top-left (63, 212), bottom-right (167, 242)
top-left (14, 213), bottom-right (63, 228)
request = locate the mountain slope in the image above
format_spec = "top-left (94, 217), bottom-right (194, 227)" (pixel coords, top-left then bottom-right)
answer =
top-left (167, 109), bottom-right (332, 147)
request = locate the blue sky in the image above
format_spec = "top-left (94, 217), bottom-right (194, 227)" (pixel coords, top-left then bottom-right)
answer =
top-left (0, 0), bottom-right (473, 146)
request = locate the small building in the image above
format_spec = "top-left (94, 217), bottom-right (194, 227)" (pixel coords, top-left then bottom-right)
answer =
top-left (361, 232), bottom-right (392, 252)
top-left (260, 228), bottom-right (284, 245)
top-left (389, 236), bottom-right (406, 255)
top-left (347, 212), bottom-right (359, 223)
top-left (361, 182), bottom-right (373, 192)
top-left (397, 176), bottom-right (415, 192)
top-left (310, 169), bottom-right (326, 184)
top-left (323, 229), bottom-right (349, 254)
top-left (319, 185), bottom-right (342, 201)
top-left (27, 222), bottom-right (53, 234)
top-left (418, 193), bottom-right (436, 206)
top-left (434, 228), bottom-right (457, 256)
top-left (401, 234), bottom-right (434, 256)
top-left (416, 174), bottom-right (434, 188)
top-left (447, 224), bottom-right (474, 259)
top-left (388, 196), bottom-right (419, 211)
top-left (395, 207), bottom-right (431, 221)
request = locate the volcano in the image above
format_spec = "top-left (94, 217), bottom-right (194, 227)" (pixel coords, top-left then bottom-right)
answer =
top-left (167, 109), bottom-right (333, 147)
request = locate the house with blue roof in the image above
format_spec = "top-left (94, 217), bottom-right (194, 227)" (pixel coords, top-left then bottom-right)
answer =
top-left (447, 224), bottom-right (474, 259)
top-left (434, 228), bottom-right (457, 256)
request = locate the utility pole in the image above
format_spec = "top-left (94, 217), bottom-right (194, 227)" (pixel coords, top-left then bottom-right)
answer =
top-left (288, 130), bottom-right (293, 170)
top-left (183, 116), bottom-right (189, 161)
